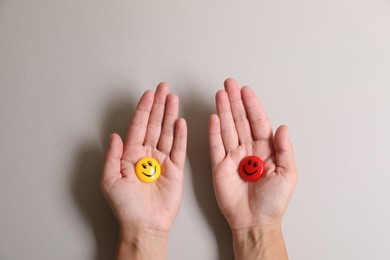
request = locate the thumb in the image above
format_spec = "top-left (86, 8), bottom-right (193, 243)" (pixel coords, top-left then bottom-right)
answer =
top-left (273, 125), bottom-right (296, 174)
top-left (101, 133), bottom-right (123, 188)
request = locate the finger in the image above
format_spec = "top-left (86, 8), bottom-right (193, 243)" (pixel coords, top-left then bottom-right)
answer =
top-left (274, 125), bottom-right (296, 174)
top-left (144, 82), bottom-right (170, 148)
top-left (170, 118), bottom-right (187, 169)
top-left (208, 114), bottom-right (226, 168)
top-left (224, 78), bottom-right (253, 144)
top-left (216, 90), bottom-right (239, 151)
top-left (124, 90), bottom-right (154, 148)
top-left (241, 86), bottom-right (273, 141)
top-left (158, 94), bottom-right (179, 154)
top-left (101, 133), bottom-right (123, 188)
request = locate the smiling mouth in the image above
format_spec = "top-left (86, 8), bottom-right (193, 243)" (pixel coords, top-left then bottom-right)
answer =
top-left (243, 166), bottom-right (258, 176)
top-left (142, 166), bottom-right (157, 177)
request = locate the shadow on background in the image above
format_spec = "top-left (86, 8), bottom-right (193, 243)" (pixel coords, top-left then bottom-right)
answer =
top-left (183, 89), bottom-right (234, 260)
top-left (71, 89), bottom-right (135, 260)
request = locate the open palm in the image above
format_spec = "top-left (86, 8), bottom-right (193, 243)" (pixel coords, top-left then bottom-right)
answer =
top-left (209, 79), bottom-right (297, 231)
top-left (101, 83), bottom-right (187, 233)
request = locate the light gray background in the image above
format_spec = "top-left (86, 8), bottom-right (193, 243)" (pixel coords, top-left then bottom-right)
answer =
top-left (1, 1), bottom-right (390, 259)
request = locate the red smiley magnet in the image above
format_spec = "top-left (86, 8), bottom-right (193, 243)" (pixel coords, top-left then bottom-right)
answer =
top-left (239, 156), bottom-right (265, 181)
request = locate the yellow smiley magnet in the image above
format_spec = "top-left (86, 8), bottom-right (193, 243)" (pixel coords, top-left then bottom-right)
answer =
top-left (135, 157), bottom-right (161, 183)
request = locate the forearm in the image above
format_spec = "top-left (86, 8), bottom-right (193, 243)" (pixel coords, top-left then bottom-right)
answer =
top-left (232, 225), bottom-right (288, 260)
top-left (117, 228), bottom-right (168, 260)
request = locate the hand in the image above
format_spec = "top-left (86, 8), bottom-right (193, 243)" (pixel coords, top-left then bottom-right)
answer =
top-left (209, 79), bottom-right (298, 231)
top-left (101, 83), bottom-right (187, 239)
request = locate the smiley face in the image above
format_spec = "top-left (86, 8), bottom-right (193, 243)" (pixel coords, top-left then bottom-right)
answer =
top-left (135, 157), bottom-right (161, 183)
top-left (238, 155), bottom-right (264, 181)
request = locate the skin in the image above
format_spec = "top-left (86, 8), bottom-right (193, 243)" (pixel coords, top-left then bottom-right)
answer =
top-left (101, 78), bottom-right (297, 259)
top-left (208, 78), bottom-right (298, 260)
top-left (100, 82), bottom-right (187, 260)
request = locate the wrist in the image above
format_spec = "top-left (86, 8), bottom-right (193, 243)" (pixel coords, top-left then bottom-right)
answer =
top-left (232, 224), bottom-right (287, 260)
top-left (117, 227), bottom-right (169, 260)
top-left (120, 226), bottom-right (169, 240)
top-left (232, 224), bottom-right (282, 247)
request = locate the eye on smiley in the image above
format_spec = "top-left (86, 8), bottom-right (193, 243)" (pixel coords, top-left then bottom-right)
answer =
top-left (135, 157), bottom-right (161, 183)
top-left (239, 155), bottom-right (264, 181)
